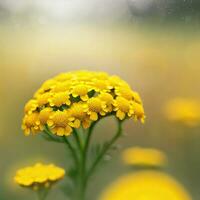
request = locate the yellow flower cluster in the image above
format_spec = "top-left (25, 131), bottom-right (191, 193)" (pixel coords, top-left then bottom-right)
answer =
top-left (122, 147), bottom-right (167, 167)
top-left (14, 163), bottom-right (65, 188)
top-left (99, 171), bottom-right (192, 200)
top-left (22, 71), bottom-right (145, 136)
top-left (164, 98), bottom-right (200, 126)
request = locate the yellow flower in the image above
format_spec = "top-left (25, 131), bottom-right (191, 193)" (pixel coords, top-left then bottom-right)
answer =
top-left (22, 113), bottom-right (40, 135)
top-left (14, 163), bottom-right (65, 188)
top-left (115, 86), bottom-right (133, 100)
top-left (49, 92), bottom-right (71, 107)
top-left (38, 108), bottom-right (53, 130)
top-left (122, 147), bottom-right (167, 167)
top-left (51, 81), bottom-right (72, 93)
top-left (99, 171), bottom-right (192, 200)
top-left (132, 91), bottom-right (142, 103)
top-left (113, 97), bottom-right (134, 120)
top-left (36, 92), bottom-right (53, 107)
top-left (47, 110), bottom-right (73, 136)
top-left (22, 71), bottom-right (145, 136)
top-left (132, 101), bottom-right (145, 122)
top-left (69, 102), bottom-right (91, 129)
top-left (71, 84), bottom-right (90, 101)
top-left (164, 98), bottom-right (200, 126)
top-left (24, 100), bottom-right (38, 114)
top-left (99, 92), bottom-right (114, 112)
top-left (84, 97), bottom-right (107, 121)
top-left (91, 79), bottom-right (110, 92)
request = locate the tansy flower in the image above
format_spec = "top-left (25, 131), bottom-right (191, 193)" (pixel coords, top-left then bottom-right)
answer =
top-left (115, 86), bottom-right (133, 100)
top-left (122, 147), bottom-right (167, 167)
top-left (22, 71), bottom-right (145, 136)
top-left (38, 108), bottom-right (53, 130)
top-left (99, 92), bottom-right (114, 112)
top-left (71, 84), bottom-right (91, 101)
top-left (14, 163), bottom-right (65, 189)
top-left (24, 100), bottom-right (38, 114)
top-left (164, 98), bottom-right (200, 126)
top-left (34, 79), bottom-right (57, 97)
top-left (99, 171), bottom-right (192, 200)
top-left (113, 97), bottom-right (134, 120)
top-left (49, 92), bottom-right (71, 107)
top-left (37, 92), bottom-right (53, 107)
top-left (69, 103), bottom-right (91, 129)
top-left (51, 81), bottom-right (72, 93)
top-left (22, 113), bottom-right (40, 135)
top-left (91, 79), bottom-right (110, 92)
top-left (132, 101), bottom-right (145, 122)
top-left (47, 110), bottom-right (73, 136)
top-left (84, 97), bottom-right (107, 121)
top-left (132, 91), bottom-right (142, 104)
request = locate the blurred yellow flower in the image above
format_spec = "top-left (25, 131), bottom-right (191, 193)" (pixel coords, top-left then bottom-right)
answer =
top-left (122, 147), bottom-right (167, 167)
top-left (14, 163), bottom-right (65, 188)
top-left (99, 171), bottom-right (192, 200)
top-left (22, 71), bottom-right (145, 136)
top-left (164, 98), bottom-right (200, 126)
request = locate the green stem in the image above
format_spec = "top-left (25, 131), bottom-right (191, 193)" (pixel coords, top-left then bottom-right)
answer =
top-left (73, 129), bottom-right (83, 151)
top-left (63, 136), bottom-right (79, 167)
top-left (87, 119), bottom-right (123, 179)
top-left (74, 122), bottom-right (97, 200)
top-left (37, 189), bottom-right (49, 200)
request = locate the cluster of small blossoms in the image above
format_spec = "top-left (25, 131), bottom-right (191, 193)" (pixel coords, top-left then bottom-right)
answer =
top-left (22, 71), bottom-right (145, 136)
top-left (14, 163), bottom-right (65, 189)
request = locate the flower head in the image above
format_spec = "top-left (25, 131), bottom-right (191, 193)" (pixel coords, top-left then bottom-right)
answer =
top-left (47, 110), bottom-right (73, 136)
top-left (14, 163), bottom-right (65, 189)
top-left (49, 92), bottom-right (71, 107)
top-left (22, 71), bottom-right (145, 136)
top-left (113, 97), bottom-right (134, 120)
top-left (22, 113), bottom-right (40, 135)
top-left (99, 171), bottom-right (191, 200)
top-left (122, 147), bottom-right (167, 167)
top-left (84, 97), bottom-right (107, 121)
top-left (164, 98), bottom-right (200, 126)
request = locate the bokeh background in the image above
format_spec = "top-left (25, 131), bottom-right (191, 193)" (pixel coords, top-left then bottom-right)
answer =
top-left (1, 0), bottom-right (200, 199)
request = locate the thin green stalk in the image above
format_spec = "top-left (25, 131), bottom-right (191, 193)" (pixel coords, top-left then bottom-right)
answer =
top-left (73, 129), bottom-right (83, 151)
top-left (37, 189), bottom-right (49, 200)
top-left (63, 136), bottom-right (79, 167)
top-left (87, 119), bottom-right (123, 179)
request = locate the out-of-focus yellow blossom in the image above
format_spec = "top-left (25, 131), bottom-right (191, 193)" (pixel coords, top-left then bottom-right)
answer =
top-left (14, 163), bottom-right (65, 189)
top-left (122, 147), bottom-right (167, 167)
top-left (99, 171), bottom-right (192, 200)
top-left (22, 71), bottom-right (145, 136)
top-left (164, 98), bottom-right (200, 126)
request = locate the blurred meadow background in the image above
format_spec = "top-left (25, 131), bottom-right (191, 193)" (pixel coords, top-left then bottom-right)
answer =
top-left (1, 0), bottom-right (200, 199)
